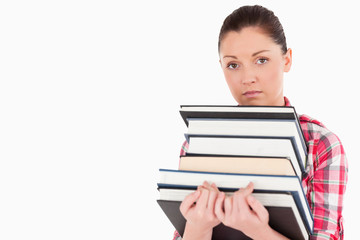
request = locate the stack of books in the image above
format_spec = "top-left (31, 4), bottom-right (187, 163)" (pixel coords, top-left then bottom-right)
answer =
top-left (157, 105), bottom-right (313, 240)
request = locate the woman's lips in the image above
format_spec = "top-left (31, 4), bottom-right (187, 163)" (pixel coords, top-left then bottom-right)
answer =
top-left (243, 90), bottom-right (262, 98)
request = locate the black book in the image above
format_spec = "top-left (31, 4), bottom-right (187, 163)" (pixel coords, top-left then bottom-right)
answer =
top-left (179, 105), bottom-right (299, 126)
top-left (158, 169), bottom-right (313, 235)
top-left (157, 189), bottom-right (310, 240)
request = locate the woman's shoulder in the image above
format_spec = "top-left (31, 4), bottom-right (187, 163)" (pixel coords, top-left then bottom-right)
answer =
top-left (299, 114), bottom-right (345, 168)
top-left (299, 114), bottom-right (326, 130)
top-left (299, 114), bottom-right (340, 143)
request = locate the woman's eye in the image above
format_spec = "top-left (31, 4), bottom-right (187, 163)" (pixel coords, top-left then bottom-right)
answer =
top-left (227, 63), bottom-right (239, 69)
top-left (256, 58), bottom-right (268, 64)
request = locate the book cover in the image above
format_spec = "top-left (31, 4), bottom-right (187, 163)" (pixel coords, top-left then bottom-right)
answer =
top-left (157, 189), bottom-right (310, 240)
top-left (179, 105), bottom-right (297, 127)
top-left (158, 168), bottom-right (313, 233)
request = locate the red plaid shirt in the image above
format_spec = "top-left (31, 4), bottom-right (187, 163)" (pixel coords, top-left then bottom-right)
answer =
top-left (172, 97), bottom-right (348, 240)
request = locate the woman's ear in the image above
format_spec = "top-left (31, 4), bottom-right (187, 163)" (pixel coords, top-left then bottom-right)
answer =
top-left (283, 48), bottom-right (292, 72)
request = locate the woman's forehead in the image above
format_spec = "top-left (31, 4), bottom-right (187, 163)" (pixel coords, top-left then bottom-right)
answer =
top-left (219, 28), bottom-right (281, 57)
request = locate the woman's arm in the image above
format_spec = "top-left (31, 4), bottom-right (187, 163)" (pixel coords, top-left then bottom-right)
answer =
top-left (180, 182), bottom-right (221, 240)
top-left (214, 182), bottom-right (289, 240)
top-left (306, 133), bottom-right (348, 240)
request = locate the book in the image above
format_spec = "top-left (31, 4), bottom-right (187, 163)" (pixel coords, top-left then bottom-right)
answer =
top-left (157, 188), bottom-right (309, 240)
top-left (179, 154), bottom-right (296, 176)
top-left (179, 105), bottom-right (299, 127)
top-left (157, 105), bottom-right (313, 239)
top-left (186, 118), bottom-right (307, 163)
top-left (158, 168), bottom-right (313, 235)
top-left (186, 135), bottom-right (305, 177)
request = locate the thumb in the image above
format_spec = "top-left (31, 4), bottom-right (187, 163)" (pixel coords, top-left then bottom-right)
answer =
top-left (244, 181), bottom-right (254, 194)
top-left (246, 195), bottom-right (269, 223)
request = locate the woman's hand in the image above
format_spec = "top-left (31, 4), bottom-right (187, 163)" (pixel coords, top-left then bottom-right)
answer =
top-left (180, 181), bottom-right (221, 240)
top-left (214, 182), bottom-right (288, 240)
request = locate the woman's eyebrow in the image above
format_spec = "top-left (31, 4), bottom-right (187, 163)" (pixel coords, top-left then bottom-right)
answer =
top-left (222, 55), bottom-right (237, 59)
top-left (222, 50), bottom-right (270, 60)
top-left (252, 50), bottom-right (270, 56)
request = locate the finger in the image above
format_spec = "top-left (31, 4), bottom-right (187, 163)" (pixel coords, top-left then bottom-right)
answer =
top-left (233, 191), bottom-right (250, 215)
top-left (197, 186), bottom-right (209, 211)
top-left (233, 182), bottom-right (254, 213)
top-left (240, 181), bottom-right (254, 196)
top-left (202, 180), bottom-right (210, 189)
top-left (247, 195), bottom-right (269, 223)
top-left (207, 184), bottom-right (218, 208)
top-left (214, 192), bottom-right (226, 221)
top-left (235, 181), bottom-right (254, 200)
top-left (224, 195), bottom-right (233, 214)
top-left (211, 182), bottom-right (220, 193)
top-left (179, 190), bottom-right (201, 216)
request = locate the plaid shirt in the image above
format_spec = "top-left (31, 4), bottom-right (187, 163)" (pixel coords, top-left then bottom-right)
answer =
top-left (172, 97), bottom-right (348, 240)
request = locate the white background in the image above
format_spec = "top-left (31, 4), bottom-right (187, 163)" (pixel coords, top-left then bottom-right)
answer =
top-left (0, 0), bottom-right (358, 239)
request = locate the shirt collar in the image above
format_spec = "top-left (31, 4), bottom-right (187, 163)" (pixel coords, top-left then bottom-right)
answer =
top-left (284, 96), bottom-right (291, 107)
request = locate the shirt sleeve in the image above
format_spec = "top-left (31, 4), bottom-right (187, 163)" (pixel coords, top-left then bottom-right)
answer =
top-left (179, 141), bottom-right (189, 156)
top-left (307, 132), bottom-right (348, 240)
top-left (172, 230), bottom-right (182, 240)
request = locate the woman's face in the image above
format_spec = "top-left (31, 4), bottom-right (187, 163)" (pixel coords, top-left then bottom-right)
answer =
top-left (219, 27), bottom-right (292, 106)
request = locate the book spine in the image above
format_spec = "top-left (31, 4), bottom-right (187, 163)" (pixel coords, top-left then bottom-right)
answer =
top-left (180, 111), bottom-right (296, 126)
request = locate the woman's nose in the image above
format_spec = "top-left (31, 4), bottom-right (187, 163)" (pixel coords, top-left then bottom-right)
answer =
top-left (241, 69), bottom-right (256, 85)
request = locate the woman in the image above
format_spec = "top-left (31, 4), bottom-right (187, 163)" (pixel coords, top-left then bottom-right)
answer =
top-left (173, 5), bottom-right (348, 240)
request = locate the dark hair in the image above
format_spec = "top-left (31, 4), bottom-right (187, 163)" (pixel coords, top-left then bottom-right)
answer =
top-left (218, 5), bottom-right (287, 54)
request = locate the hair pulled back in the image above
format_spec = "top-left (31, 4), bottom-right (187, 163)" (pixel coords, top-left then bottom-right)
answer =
top-left (218, 5), bottom-right (287, 54)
